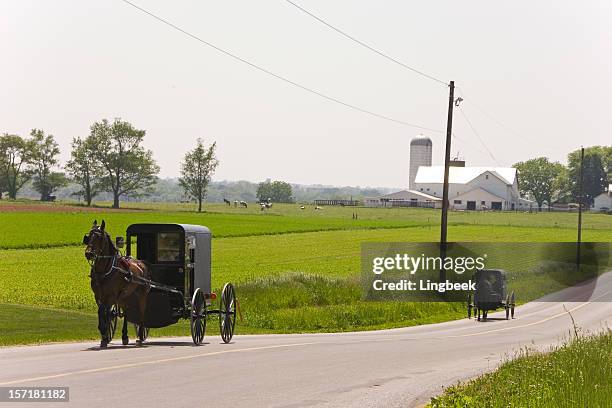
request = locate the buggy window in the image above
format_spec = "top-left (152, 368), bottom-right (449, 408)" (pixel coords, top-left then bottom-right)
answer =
top-left (157, 233), bottom-right (181, 262)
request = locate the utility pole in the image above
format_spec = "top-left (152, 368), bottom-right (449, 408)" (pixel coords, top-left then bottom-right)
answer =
top-left (440, 80), bottom-right (455, 282)
top-left (576, 146), bottom-right (584, 270)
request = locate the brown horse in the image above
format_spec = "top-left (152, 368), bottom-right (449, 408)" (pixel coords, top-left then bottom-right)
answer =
top-left (84, 220), bottom-right (151, 348)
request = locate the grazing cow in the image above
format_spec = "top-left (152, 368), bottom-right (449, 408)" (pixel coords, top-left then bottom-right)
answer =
top-left (240, 201), bottom-right (248, 208)
top-left (259, 199), bottom-right (273, 211)
top-left (300, 205), bottom-right (305, 210)
top-left (315, 206), bottom-right (323, 210)
top-left (234, 200), bottom-right (238, 207)
top-left (223, 198), bottom-right (231, 206)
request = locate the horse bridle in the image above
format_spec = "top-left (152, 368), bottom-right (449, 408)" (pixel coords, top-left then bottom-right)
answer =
top-left (86, 228), bottom-right (125, 281)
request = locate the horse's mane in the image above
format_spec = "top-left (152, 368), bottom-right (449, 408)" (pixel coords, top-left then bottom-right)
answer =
top-left (105, 231), bottom-right (118, 254)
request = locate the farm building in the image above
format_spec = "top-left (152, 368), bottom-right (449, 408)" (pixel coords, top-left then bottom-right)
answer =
top-left (593, 184), bottom-right (611, 211)
top-left (366, 135), bottom-right (529, 210)
top-left (363, 189), bottom-right (441, 208)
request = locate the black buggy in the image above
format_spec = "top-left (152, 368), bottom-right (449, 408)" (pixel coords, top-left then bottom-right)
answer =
top-left (107, 223), bottom-right (236, 345)
top-left (467, 269), bottom-right (515, 321)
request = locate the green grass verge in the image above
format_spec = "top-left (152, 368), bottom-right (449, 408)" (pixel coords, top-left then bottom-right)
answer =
top-left (428, 330), bottom-right (612, 408)
top-left (0, 303), bottom-right (99, 346)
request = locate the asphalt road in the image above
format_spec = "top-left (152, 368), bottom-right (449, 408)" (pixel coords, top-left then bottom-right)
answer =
top-left (1, 272), bottom-right (611, 408)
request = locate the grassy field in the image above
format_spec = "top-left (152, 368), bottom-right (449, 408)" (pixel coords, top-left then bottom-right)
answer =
top-left (428, 330), bottom-right (612, 407)
top-left (0, 200), bottom-right (610, 345)
top-left (1, 200), bottom-right (610, 249)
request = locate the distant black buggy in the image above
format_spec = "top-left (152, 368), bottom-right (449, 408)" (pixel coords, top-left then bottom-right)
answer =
top-left (467, 269), bottom-right (515, 321)
top-left (105, 224), bottom-right (237, 345)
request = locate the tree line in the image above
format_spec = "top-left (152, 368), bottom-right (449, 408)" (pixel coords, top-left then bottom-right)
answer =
top-left (3, 120), bottom-right (608, 211)
top-left (0, 118), bottom-right (218, 210)
top-left (513, 146), bottom-right (611, 210)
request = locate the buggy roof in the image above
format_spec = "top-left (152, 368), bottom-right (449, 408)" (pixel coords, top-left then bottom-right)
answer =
top-left (126, 223), bottom-right (211, 235)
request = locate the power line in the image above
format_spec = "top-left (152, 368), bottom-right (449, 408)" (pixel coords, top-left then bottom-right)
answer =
top-left (457, 106), bottom-right (502, 165)
top-left (451, 132), bottom-right (493, 159)
top-left (283, 0), bottom-right (448, 87)
top-left (120, 0), bottom-right (442, 133)
top-left (456, 87), bottom-right (566, 153)
top-left (282, 1), bottom-right (562, 158)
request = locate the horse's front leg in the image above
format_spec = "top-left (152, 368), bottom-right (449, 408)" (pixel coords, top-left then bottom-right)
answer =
top-left (97, 304), bottom-right (109, 348)
top-left (121, 310), bottom-right (129, 346)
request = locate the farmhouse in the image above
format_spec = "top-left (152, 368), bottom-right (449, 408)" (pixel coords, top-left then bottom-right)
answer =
top-left (365, 135), bottom-right (528, 210)
top-left (593, 184), bottom-right (611, 211)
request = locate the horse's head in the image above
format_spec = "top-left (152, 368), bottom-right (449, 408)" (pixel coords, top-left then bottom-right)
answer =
top-left (83, 220), bottom-right (114, 261)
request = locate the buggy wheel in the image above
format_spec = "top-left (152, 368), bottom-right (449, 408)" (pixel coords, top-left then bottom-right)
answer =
top-left (107, 304), bottom-right (118, 341)
top-left (190, 288), bottom-right (206, 345)
top-left (219, 283), bottom-right (236, 344)
top-left (505, 295), bottom-right (510, 320)
top-left (467, 295), bottom-right (472, 319)
top-left (510, 291), bottom-right (516, 319)
top-left (133, 324), bottom-right (149, 343)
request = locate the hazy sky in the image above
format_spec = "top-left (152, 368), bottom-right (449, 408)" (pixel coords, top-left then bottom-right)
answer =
top-left (2, 1), bottom-right (610, 188)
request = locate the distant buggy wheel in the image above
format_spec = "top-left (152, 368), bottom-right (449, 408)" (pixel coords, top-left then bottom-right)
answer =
top-left (467, 294), bottom-right (472, 319)
top-left (190, 288), bottom-right (206, 346)
top-left (219, 283), bottom-right (236, 344)
top-left (505, 295), bottom-right (510, 320)
top-left (107, 304), bottom-right (118, 341)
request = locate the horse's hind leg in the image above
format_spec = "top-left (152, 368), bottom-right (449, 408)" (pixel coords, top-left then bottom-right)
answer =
top-left (121, 312), bottom-right (129, 345)
top-left (136, 289), bottom-right (148, 346)
top-left (97, 304), bottom-right (109, 348)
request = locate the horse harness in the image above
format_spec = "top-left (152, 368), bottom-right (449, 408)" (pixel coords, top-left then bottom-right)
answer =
top-left (89, 253), bottom-right (151, 289)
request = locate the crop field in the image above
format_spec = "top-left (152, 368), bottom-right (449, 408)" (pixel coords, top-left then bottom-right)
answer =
top-left (0, 200), bottom-right (610, 345)
top-left (1, 200), bottom-right (610, 249)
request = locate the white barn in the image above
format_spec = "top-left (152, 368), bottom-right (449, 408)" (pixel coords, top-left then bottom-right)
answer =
top-left (593, 184), bottom-right (611, 211)
top-left (413, 166), bottom-right (523, 210)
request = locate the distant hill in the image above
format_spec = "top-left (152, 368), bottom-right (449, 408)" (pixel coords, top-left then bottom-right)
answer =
top-left (14, 178), bottom-right (398, 204)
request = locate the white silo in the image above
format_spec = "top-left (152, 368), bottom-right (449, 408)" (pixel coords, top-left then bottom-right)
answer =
top-left (409, 135), bottom-right (432, 189)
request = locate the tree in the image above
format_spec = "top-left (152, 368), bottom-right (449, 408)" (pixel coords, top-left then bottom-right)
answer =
top-left (33, 172), bottom-right (68, 200)
top-left (552, 165), bottom-right (572, 204)
top-left (29, 129), bottom-right (67, 201)
top-left (179, 138), bottom-right (219, 212)
top-left (567, 146), bottom-right (610, 206)
top-left (65, 136), bottom-right (104, 206)
top-left (89, 119), bottom-right (160, 208)
top-left (0, 172), bottom-right (6, 199)
top-left (514, 157), bottom-right (565, 211)
top-left (256, 180), bottom-right (293, 203)
top-left (0, 133), bottom-right (33, 199)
